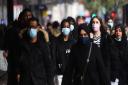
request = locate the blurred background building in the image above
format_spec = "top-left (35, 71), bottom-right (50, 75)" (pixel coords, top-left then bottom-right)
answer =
top-left (0, 0), bottom-right (128, 25)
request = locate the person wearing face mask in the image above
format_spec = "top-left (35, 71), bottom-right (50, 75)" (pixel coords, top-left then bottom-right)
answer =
top-left (18, 17), bottom-right (54, 85)
top-left (50, 19), bottom-right (76, 85)
top-left (106, 18), bottom-right (115, 35)
top-left (19, 17), bottom-right (49, 43)
top-left (107, 19), bottom-right (114, 29)
top-left (110, 24), bottom-right (128, 85)
top-left (88, 16), bottom-right (112, 85)
top-left (62, 24), bottom-right (110, 85)
top-left (67, 17), bottom-right (78, 40)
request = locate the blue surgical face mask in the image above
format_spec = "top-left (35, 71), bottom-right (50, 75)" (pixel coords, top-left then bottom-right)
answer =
top-left (79, 37), bottom-right (90, 45)
top-left (29, 28), bottom-right (37, 38)
top-left (62, 28), bottom-right (70, 36)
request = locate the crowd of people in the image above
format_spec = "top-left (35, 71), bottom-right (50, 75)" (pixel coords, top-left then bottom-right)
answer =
top-left (0, 8), bottom-right (128, 85)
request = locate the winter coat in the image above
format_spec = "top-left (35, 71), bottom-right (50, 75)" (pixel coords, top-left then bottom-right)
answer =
top-left (62, 42), bottom-right (110, 85)
top-left (19, 31), bottom-right (54, 85)
top-left (50, 34), bottom-right (76, 75)
top-left (110, 37), bottom-right (128, 85)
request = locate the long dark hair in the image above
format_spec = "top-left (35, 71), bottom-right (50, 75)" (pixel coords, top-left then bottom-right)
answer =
top-left (60, 19), bottom-right (70, 29)
top-left (112, 24), bottom-right (127, 40)
top-left (78, 23), bottom-right (89, 38)
top-left (77, 24), bottom-right (90, 44)
top-left (88, 16), bottom-right (106, 34)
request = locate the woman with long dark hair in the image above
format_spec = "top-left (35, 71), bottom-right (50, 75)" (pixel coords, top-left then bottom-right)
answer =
top-left (62, 23), bottom-right (110, 85)
top-left (88, 16), bottom-right (112, 77)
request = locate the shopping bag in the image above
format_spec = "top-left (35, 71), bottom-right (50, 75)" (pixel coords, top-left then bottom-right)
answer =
top-left (0, 51), bottom-right (8, 71)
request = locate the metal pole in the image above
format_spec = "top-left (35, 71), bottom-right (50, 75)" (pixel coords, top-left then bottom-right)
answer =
top-left (38, 0), bottom-right (42, 22)
top-left (64, 0), bottom-right (67, 18)
top-left (1, 0), bottom-right (4, 19)
top-left (7, 0), bottom-right (14, 24)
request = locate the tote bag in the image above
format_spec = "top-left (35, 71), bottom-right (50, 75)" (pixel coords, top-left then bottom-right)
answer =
top-left (0, 50), bottom-right (8, 71)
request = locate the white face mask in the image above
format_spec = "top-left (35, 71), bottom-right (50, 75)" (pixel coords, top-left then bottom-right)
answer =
top-left (62, 28), bottom-right (70, 36)
top-left (29, 28), bottom-right (37, 38)
top-left (92, 24), bottom-right (100, 32)
top-left (70, 25), bottom-right (74, 31)
top-left (108, 22), bottom-right (114, 29)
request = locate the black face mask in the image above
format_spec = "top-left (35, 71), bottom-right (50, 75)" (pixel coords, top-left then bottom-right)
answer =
top-left (79, 37), bottom-right (90, 45)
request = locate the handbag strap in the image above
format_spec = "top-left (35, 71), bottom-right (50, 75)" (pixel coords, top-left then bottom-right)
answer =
top-left (81, 42), bottom-right (92, 81)
top-left (86, 42), bottom-right (92, 63)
